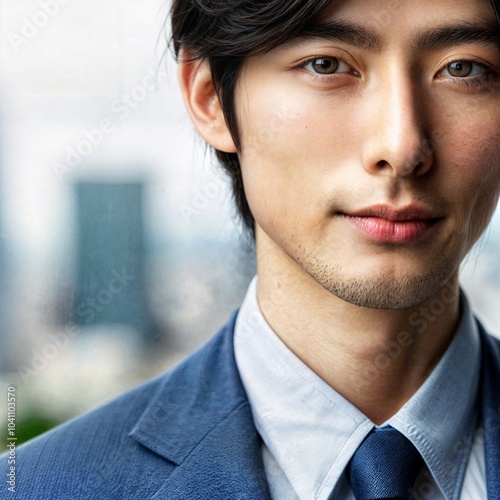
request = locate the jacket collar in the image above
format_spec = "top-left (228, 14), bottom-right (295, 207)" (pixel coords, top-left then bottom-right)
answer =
top-left (129, 311), bottom-right (270, 499)
top-left (479, 322), bottom-right (500, 499)
top-left (128, 311), bottom-right (500, 499)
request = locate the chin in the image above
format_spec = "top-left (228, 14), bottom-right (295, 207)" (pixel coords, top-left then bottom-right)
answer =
top-left (305, 257), bottom-right (454, 311)
top-left (329, 282), bottom-right (439, 310)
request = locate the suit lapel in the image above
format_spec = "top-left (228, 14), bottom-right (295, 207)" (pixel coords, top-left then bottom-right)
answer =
top-left (129, 311), bottom-right (271, 499)
top-left (479, 323), bottom-right (500, 499)
top-left (150, 400), bottom-right (270, 499)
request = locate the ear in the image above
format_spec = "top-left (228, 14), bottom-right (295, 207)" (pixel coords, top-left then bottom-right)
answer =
top-left (178, 50), bottom-right (237, 153)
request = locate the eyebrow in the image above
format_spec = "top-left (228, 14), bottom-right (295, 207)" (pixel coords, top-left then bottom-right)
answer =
top-left (292, 19), bottom-right (500, 54)
top-left (297, 20), bottom-right (382, 52)
top-left (411, 23), bottom-right (500, 54)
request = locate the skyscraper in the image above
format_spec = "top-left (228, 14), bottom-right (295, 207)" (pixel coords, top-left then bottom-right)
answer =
top-left (73, 182), bottom-right (152, 343)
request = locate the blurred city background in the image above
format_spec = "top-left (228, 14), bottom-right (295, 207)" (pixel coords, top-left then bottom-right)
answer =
top-left (0, 0), bottom-right (499, 446)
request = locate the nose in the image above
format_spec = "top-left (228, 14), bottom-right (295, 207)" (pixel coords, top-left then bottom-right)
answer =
top-left (361, 74), bottom-right (433, 178)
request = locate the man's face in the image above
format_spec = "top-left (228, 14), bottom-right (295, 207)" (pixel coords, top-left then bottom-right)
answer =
top-left (235, 0), bottom-right (500, 309)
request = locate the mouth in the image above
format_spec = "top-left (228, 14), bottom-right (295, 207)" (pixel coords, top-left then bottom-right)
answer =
top-left (341, 204), bottom-right (444, 244)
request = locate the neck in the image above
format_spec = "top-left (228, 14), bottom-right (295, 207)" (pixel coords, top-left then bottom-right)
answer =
top-left (255, 229), bottom-right (461, 425)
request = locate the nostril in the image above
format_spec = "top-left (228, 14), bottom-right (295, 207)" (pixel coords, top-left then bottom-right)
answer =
top-left (374, 158), bottom-right (426, 177)
top-left (401, 159), bottom-right (425, 176)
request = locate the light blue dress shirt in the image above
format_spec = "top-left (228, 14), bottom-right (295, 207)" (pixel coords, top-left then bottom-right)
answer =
top-left (234, 277), bottom-right (486, 500)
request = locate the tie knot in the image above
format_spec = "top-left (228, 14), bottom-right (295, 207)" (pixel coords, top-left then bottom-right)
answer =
top-left (347, 426), bottom-right (425, 500)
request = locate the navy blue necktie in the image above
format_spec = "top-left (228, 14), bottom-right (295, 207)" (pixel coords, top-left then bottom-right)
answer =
top-left (347, 426), bottom-right (425, 500)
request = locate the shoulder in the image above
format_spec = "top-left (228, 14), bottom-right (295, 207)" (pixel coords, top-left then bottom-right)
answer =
top-left (2, 374), bottom-right (169, 499)
top-left (0, 312), bottom-right (241, 499)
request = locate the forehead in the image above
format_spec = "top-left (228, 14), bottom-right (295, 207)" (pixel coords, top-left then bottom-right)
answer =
top-left (321, 0), bottom-right (496, 20)
top-left (318, 0), bottom-right (497, 33)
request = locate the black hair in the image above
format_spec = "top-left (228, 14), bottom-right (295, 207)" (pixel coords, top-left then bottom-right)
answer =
top-left (170, 0), bottom-right (500, 237)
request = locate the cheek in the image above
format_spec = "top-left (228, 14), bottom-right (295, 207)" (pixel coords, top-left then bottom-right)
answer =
top-left (440, 98), bottom-right (500, 189)
top-left (238, 78), bottom-right (355, 165)
top-left (444, 123), bottom-right (500, 240)
top-left (460, 130), bottom-right (500, 198)
top-left (238, 108), bottom-right (295, 206)
top-left (237, 92), bottom-right (322, 224)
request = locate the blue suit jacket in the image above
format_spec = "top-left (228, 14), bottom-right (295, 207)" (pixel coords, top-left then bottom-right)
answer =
top-left (2, 312), bottom-right (500, 499)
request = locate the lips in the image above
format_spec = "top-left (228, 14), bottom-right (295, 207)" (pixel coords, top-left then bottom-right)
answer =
top-left (342, 204), bottom-right (443, 243)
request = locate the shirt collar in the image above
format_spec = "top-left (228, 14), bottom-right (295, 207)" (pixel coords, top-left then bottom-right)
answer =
top-left (234, 276), bottom-right (480, 500)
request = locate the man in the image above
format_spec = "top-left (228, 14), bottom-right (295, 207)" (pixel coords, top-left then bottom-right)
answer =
top-left (2, 0), bottom-right (500, 498)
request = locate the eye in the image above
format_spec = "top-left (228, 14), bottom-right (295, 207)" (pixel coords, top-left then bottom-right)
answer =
top-left (442, 60), bottom-right (487, 78)
top-left (302, 57), bottom-right (352, 75)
